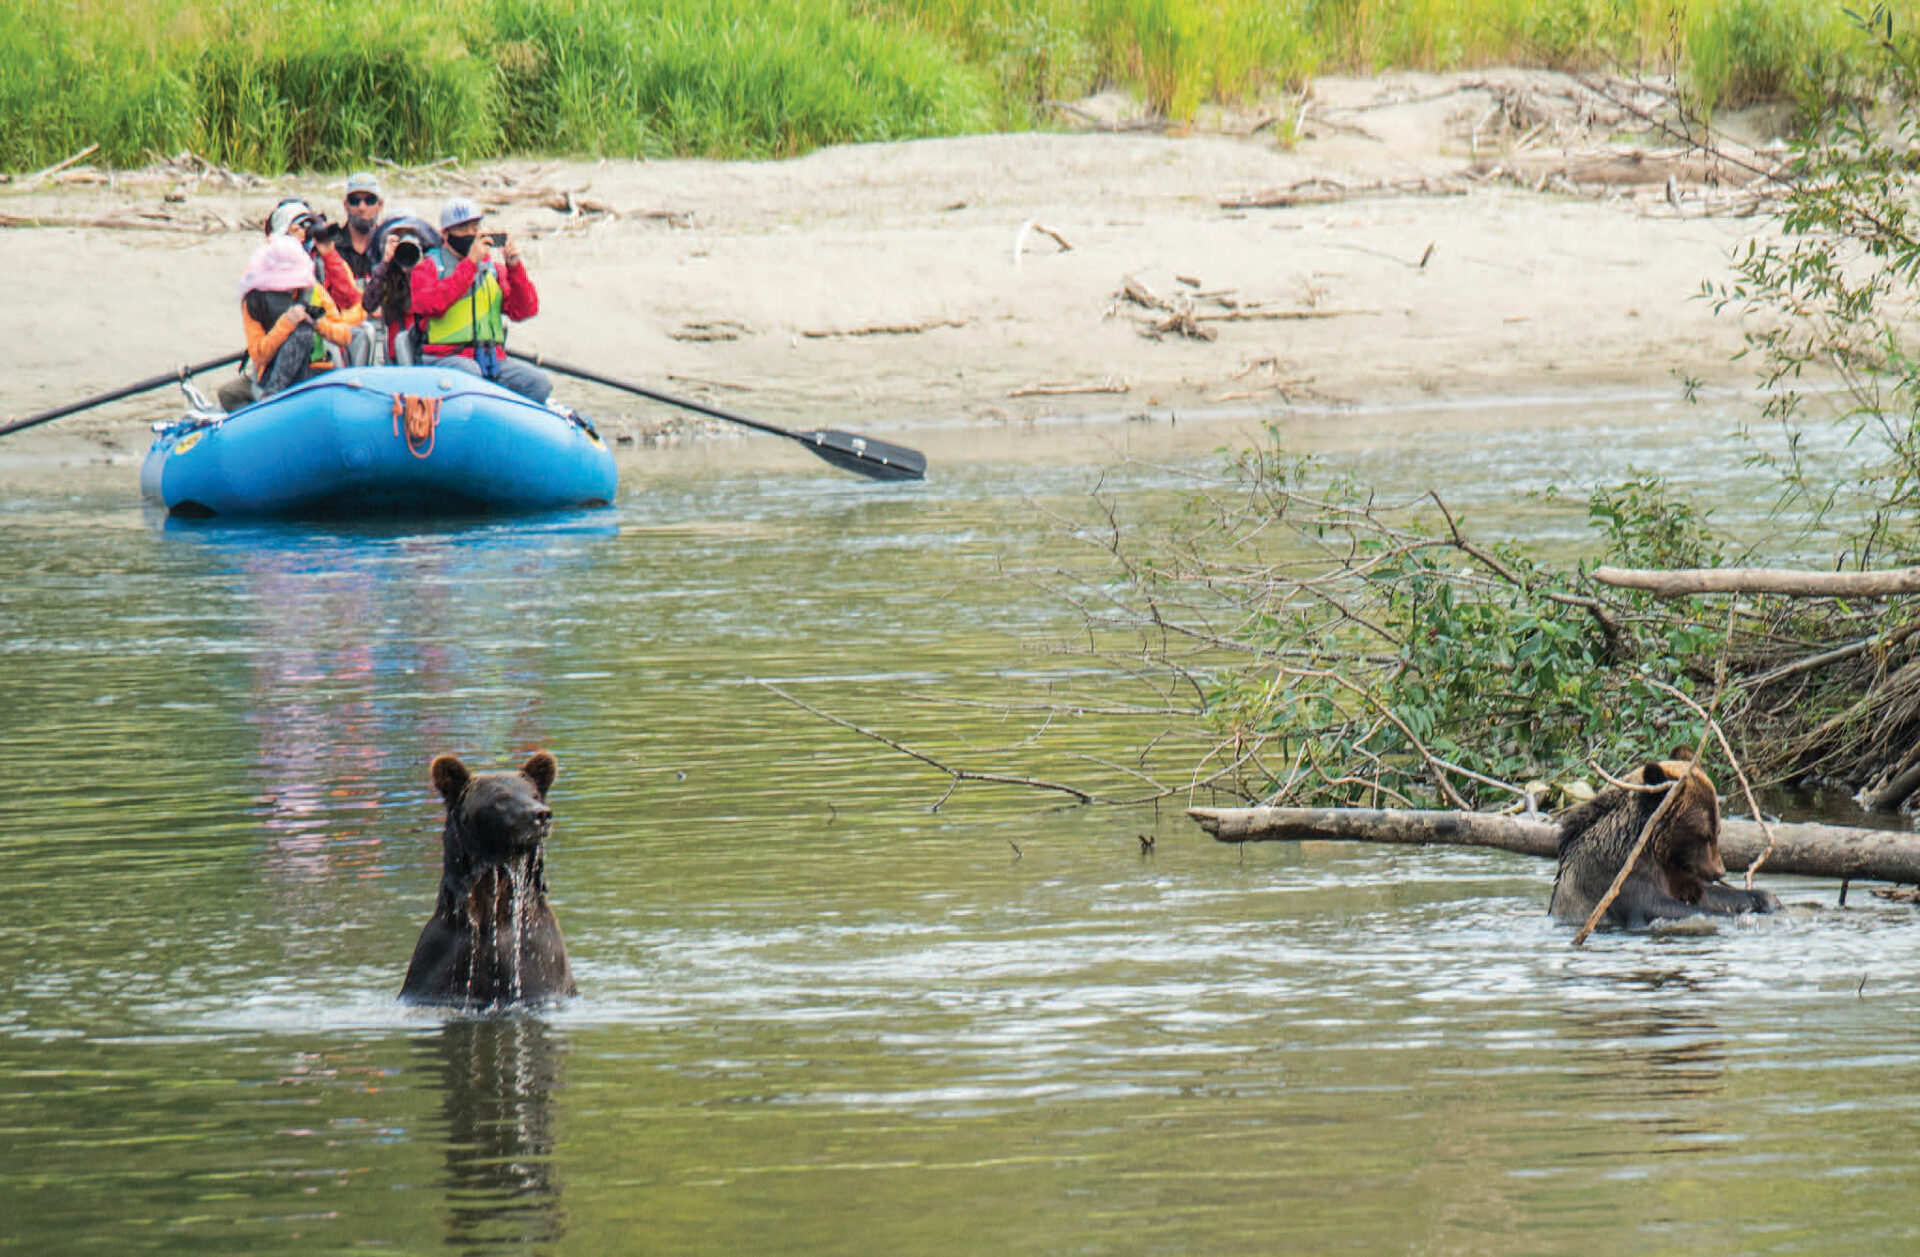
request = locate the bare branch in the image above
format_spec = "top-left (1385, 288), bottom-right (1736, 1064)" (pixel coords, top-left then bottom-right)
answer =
top-left (756, 682), bottom-right (1095, 807)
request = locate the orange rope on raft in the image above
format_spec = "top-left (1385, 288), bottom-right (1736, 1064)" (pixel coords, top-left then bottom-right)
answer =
top-left (391, 394), bottom-right (441, 459)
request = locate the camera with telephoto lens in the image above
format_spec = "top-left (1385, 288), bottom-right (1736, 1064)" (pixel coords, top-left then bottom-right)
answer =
top-left (302, 213), bottom-right (343, 246)
top-left (392, 236), bottom-right (422, 268)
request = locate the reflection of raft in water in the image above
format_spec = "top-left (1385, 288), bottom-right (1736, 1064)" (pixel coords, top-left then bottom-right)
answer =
top-left (142, 366), bottom-right (617, 518)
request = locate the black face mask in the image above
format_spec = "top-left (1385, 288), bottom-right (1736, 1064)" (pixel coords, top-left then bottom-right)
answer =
top-left (445, 232), bottom-right (476, 258)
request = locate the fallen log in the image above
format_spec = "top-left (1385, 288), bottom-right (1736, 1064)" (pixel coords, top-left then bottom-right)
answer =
top-left (1188, 806), bottom-right (1920, 886)
top-left (1592, 564), bottom-right (1920, 598)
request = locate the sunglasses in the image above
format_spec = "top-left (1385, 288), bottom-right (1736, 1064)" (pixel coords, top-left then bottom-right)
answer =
top-left (346, 193), bottom-right (381, 207)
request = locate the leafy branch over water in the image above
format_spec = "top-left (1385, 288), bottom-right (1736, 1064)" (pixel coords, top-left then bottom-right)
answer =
top-left (1012, 452), bottom-right (1759, 810)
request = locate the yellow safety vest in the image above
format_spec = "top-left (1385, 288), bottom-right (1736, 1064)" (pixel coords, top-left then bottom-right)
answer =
top-left (424, 247), bottom-right (506, 348)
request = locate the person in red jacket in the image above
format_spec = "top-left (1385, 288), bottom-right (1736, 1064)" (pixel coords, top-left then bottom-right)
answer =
top-left (407, 198), bottom-right (552, 403)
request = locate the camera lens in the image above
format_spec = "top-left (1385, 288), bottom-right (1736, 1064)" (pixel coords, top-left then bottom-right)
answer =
top-left (394, 239), bottom-right (421, 267)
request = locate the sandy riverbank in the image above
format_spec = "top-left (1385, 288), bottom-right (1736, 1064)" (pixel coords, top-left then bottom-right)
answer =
top-left (0, 71), bottom-right (1783, 464)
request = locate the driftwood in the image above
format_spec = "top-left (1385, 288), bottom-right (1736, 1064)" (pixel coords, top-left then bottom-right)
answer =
top-left (1593, 564), bottom-right (1920, 598)
top-left (1013, 220), bottom-right (1073, 264)
top-left (0, 210), bottom-right (235, 234)
top-left (1188, 806), bottom-right (1920, 886)
top-left (1220, 175), bottom-right (1469, 210)
top-left (669, 319), bottom-right (751, 342)
top-left (1008, 378), bottom-right (1130, 397)
top-left (799, 319), bottom-right (966, 339)
top-left (15, 143), bottom-right (99, 188)
top-left (1196, 308), bottom-right (1373, 324)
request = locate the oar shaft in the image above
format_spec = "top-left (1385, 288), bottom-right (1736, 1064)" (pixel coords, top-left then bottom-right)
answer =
top-left (1, 351), bottom-right (245, 438)
top-left (510, 349), bottom-right (924, 481)
top-left (509, 351), bottom-right (794, 442)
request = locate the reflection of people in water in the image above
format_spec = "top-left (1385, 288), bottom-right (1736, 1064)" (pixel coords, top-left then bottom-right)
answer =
top-left (224, 532), bottom-right (550, 897)
top-left (428, 1017), bottom-right (566, 1250)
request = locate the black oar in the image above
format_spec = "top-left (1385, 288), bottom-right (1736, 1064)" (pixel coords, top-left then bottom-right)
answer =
top-left (511, 350), bottom-right (926, 482)
top-left (0, 351), bottom-right (247, 439)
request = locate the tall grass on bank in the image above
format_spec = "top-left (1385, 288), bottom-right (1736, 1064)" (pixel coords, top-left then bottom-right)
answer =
top-left (864, 0), bottom-right (1897, 123)
top-left (0, 0), bottom-right (989, 169)
top-left (486, 0), bottom-right (988, 157)
top-left (1, 0), bottom-right (1911, 172)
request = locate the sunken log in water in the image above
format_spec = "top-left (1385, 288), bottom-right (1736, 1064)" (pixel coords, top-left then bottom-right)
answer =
top-left (1186, 807), bottom-right (1920, 886)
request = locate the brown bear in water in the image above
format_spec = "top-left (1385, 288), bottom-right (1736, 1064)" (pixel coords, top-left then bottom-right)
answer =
top-left (1549, 755), bottom-right (1781, 929)
top-left (401, 751), bottom-right (577, 1007)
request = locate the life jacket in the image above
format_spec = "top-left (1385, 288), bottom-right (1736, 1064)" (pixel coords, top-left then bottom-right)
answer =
top-left (244, 285), bottom-right (332, 364)
top-left (423, 245), bottom-right (505, 350)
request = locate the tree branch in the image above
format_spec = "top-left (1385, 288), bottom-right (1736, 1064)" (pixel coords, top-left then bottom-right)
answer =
top-left (1594, 564), bottom-right (1920, 598)
top-left (756, 682), bottom-right (1094, 807)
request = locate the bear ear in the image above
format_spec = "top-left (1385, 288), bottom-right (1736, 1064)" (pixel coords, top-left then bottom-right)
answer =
top-left (1669, 744), bottom-right (1695, 762)
top-left (1641, 761), bottom-right (1672, 786)
top-left (521, 750), bottom-right (557, 799)
top-left (431, 754), bottom-right (470, 803)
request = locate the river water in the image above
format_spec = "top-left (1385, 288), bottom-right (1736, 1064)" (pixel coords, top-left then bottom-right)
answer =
top-left (4, 396), bottom-right (1919, 1255)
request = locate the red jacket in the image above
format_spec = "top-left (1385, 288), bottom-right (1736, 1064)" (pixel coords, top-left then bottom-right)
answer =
top-left (409, 251), bottom-right (539, 359)
top-left (318, 246), bottom-right (362, 314)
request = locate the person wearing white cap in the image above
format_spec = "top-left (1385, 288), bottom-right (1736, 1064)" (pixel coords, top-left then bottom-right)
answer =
top-left (259, 195), bottom-right (371, 365)
top-left (337, 172), bottom-right (386, 283)
top-left (408, 197), bottom-right (551, 402)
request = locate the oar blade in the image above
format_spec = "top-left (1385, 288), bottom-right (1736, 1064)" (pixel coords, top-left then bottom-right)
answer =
top-left (800, 429), bottom-right (927, 481)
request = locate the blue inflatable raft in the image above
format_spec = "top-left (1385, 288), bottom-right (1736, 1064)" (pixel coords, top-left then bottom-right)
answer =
top-left (141, 366), bottom-right (617, 518)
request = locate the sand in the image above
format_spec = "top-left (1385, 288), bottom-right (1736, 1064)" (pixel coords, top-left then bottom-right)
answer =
top-left (0, 71), bottom-right (1782, 464)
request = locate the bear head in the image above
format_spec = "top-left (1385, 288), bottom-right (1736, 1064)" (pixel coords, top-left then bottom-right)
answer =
top-left (1641, 757), bottom-right (1724, 888)
top-left (431, 751), bottom-right (557, 863)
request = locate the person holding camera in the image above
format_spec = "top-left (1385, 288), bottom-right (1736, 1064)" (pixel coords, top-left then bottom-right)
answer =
top-left (362, 214), bottom-right (438, 363)
top-left (238, 235), bottom-right (358, 397)
top-left (409, 198), bottom-right (552, 403)
top-left (266, 198), bottom-right (363, 317)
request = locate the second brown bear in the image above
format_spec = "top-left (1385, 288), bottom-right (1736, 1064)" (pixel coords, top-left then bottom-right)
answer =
top-left (1549, 755), bottom-right (1780, 929)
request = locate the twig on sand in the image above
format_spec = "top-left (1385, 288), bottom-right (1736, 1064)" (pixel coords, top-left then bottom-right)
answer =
top-left (669, 320), bottom-right (751, 343)
top-left (1195, 308), bottom-right (1374, 323)
top-left (756, 681), bottom-right (1093, 810)
top-left (1008, 378), bottom-right (1130, 397)
top-left (1013, 220), bottom-right (1074, 265)
top-left (799, 319), bottom-right (966, 339)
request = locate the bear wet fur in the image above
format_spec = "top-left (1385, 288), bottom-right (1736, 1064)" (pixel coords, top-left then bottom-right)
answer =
top-left (1549, 756), bottom-right (1781, 929)
top-left (401, 750), bottom-right (577, 1007)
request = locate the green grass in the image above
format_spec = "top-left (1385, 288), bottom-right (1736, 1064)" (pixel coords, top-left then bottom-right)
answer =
top-left (0, 0), bottom-right (1909, 171)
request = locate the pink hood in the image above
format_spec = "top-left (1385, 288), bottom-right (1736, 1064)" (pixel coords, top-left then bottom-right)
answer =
top-left (237, 237), bottom-right (318, 299)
